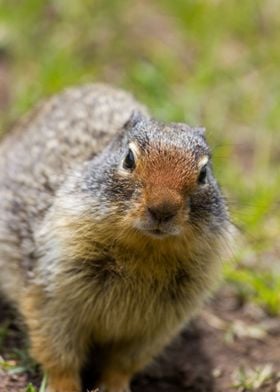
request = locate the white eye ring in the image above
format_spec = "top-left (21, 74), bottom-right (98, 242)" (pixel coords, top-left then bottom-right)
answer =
top-left (119, 142), bottom-right (140, 176)
top-left (198, 155), bottom-right (209, 170)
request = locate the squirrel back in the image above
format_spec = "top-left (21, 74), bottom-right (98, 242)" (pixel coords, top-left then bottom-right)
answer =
top-left (0, 84), bottom-right (148, 302)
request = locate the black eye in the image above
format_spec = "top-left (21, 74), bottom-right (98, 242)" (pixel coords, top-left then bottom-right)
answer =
top-left (198, 165), bottom-right (207, 185)
top-left (123, 148), bottom-right (135, 170)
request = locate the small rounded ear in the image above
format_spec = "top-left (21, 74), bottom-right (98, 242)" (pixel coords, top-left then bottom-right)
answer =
top-left (124, 110), bottom-right (145, 129)
top-left (194, 127), bottom-right (206, 136)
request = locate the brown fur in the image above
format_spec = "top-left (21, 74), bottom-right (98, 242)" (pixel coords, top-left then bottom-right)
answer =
top-left (0, 84), bottom-right (234, 392)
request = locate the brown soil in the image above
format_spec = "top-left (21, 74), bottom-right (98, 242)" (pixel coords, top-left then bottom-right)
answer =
top-left (1, 286), bottom-right (280, 392)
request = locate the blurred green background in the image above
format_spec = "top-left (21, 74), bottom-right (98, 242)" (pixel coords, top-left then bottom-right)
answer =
top-left (0, 0), bottom-right (279, 314)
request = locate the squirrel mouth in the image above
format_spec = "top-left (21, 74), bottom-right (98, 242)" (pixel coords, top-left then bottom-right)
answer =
top-left (146, 228), bottom-right (168, 238)
top-left (134, 221), bottom-right (181, 238)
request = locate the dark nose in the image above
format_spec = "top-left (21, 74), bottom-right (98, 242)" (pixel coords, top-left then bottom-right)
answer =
top-left (147, 203), bottom-right (178, 223)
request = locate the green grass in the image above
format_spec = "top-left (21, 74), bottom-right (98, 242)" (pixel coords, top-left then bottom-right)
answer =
top-left (232, 364), bottom-right (275, 390)
top-left (25, 384), bottom-right (37, 392)
top-left (0, 0), bottom-right (279, 314)
top-left (24, 375), bottom-right (47, 392)
top-left (0, 345), bottom-right (37, 375)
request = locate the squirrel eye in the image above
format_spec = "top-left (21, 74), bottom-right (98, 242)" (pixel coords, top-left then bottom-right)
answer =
top-left (123, 148), bottom-right (135, 170)
top-left (198, 165), bottom-right (207, 185)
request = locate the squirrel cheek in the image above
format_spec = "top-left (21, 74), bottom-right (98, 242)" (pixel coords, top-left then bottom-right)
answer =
top-left (171, 196), bottom-right (191, 227)
top-left (185, 197), bottom-right (191, 214)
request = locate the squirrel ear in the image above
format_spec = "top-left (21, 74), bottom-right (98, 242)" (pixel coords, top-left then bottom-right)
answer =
top-left (194, 127), bottom-right (206, 136)
top-left (124, 111), bottom-right (144, 129)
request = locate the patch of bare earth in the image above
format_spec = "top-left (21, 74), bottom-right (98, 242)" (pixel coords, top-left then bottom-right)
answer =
top-left (1, 286), bottom-right (280, 391)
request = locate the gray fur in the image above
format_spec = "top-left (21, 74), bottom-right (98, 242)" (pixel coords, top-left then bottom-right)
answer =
top-left (0, 83), bottom-right (233, 392)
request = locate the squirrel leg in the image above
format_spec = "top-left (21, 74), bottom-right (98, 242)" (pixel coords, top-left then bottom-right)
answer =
top-left (21, 286), bottom-right (84, 392)
top-left (97, 337), bottom-right (169, 392)
top-left (98, 371), bottom-right (131, 392)
top-left (27, 328), bottom-right (82, 392)
top-left (45, 372), bottom-right (81, 392)
top-left (96, 346), bottom-right (149, 392)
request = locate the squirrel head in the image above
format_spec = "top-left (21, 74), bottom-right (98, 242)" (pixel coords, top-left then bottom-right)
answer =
top-left (77, 111), bottom-right (228, 242)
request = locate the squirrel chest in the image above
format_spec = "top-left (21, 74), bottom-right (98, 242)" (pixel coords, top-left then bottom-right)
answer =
top-left (38, 235), bottom-right (214, 345)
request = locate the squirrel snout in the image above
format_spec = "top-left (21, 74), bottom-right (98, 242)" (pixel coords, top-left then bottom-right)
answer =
top-left (145, 187), bottom-right (183, 225)
top-left (147, 202), bottom-right (180, 224)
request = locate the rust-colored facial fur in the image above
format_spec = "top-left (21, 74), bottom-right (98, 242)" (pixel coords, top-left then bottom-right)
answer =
top-left (120, 142), bottom-right (203, 239)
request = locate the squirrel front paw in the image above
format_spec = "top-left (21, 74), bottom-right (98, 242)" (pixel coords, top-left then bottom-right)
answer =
top-left (98, 371), bottom-right (131, 392)
top-left (98, 386), bottom-right (131, 392)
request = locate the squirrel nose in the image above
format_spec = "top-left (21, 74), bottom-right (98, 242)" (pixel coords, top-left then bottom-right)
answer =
top-left (147, 203), bottom-right (178, 224)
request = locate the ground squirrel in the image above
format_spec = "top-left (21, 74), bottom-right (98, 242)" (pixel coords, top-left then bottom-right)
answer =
top-left (0, 84), bottom-right (233, 392)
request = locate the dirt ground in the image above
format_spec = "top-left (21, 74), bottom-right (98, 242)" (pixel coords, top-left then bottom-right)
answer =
top-left (1, 285), bottom-right (280, 392)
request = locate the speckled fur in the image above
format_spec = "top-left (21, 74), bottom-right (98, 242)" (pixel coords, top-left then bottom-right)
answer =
top-left (0, 84), bottom-right (234, 392)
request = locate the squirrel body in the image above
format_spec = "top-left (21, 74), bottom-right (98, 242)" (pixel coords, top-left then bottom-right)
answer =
top-left (0, 84), bottom-right (233, 392)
